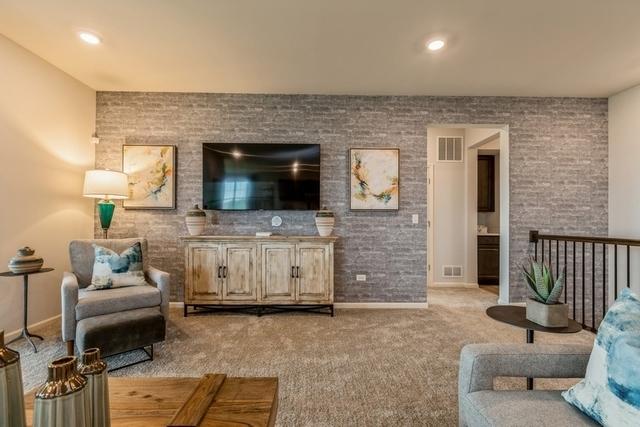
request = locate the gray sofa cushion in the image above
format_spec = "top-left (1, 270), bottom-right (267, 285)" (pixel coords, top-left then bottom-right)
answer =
top-left (76, 284), bottom-right (161, 320)
top-left (76, 307), bottom-right (165, 356)
top-left (69, 238), bottom-right (149, 287)
top-left (462, 390), bottom-right (598, 427)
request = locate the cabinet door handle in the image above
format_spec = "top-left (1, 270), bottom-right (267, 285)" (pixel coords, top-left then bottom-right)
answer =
top-left (223, 266), bottom-right (227, 278)
top-left (296, 266), bottom-right (300, 278)
top-left (291, 266), bottom-right (296, 278)
top-left (217, 266), bottom-right (222, 278)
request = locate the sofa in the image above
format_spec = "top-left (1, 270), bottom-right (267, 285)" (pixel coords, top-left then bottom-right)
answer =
top-left (61, 238), bottom-right (170, 357)
top-left (458, 343), bottom-right (597, 426)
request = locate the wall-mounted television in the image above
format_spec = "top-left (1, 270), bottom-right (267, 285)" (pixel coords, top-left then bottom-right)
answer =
top-left (202, 143), bottom-right (320, 210)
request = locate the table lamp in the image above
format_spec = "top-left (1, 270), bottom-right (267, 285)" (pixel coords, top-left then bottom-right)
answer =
top-left (83, 169), bottom-right (129, 238)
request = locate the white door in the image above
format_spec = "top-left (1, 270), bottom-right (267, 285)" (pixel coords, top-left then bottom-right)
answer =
top-left (427, 164), bottom-right (435, 289)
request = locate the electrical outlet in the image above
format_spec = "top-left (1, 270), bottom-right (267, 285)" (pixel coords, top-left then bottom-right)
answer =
top-left (412, 214), bottom-right (419, 224)
top-left (356, 274), bottom-right (367, 282)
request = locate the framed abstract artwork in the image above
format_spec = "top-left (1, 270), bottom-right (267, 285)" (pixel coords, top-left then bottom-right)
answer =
top-left (122, 145), bottom-right (176, 209)
top-left (349, 148), bottom-right (399, 210)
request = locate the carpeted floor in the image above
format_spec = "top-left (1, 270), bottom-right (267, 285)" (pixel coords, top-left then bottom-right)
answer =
top-left (14, 287), bottom-right (594, 426)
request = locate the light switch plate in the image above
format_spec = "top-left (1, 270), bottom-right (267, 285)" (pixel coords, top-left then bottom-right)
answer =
top-left (356, 274), bottom-right (367, 281)
top-left (412, 214), bottom-right (419, 224)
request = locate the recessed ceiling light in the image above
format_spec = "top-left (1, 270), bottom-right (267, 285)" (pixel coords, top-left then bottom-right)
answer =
top-left (427, 39), bottom-right (445, 51)
top-left (78, 31), bottom-right (101, 45)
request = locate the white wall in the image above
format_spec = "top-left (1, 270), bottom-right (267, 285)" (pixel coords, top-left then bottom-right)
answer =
top-left (609, 84), bottom-right (640, 294)
top-left (428, 128), bottom-right (468, 283)
top-left (0, 35), bottom-right (95, 337)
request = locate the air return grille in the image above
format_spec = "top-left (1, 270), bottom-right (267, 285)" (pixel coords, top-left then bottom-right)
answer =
top-left (438, 136), bottom-right (464, 162)
top-left (442, 265), bottom-right (463, 278)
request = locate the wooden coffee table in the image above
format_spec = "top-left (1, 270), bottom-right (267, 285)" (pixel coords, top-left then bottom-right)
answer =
top-left (24, 376), bottom-right (278, 426)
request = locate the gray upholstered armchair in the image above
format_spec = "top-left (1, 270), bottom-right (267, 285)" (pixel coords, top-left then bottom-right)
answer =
top-left (61, 238), bottom-right (169, 356)
top-left (458, 343), bottom-right (597, 426)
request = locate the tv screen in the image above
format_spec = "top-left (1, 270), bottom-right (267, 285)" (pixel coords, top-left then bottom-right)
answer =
top-left (203, 143), bottom-right (320, 210)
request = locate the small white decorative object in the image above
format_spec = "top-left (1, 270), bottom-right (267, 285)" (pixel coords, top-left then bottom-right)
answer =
top-left (315, 206), bottom-right (335, 237)
top-left (185, 205), bottom-right (206, 236)
top-left (271, 216), bottom-right (282, 227)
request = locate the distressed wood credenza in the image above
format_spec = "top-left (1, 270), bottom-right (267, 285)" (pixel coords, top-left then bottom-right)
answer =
top-left (182, 235), bottom-right (337, 316)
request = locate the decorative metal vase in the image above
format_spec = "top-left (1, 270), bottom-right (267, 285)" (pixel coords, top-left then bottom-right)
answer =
top-left (33, 356), bottom-right (90, 427)
top-left (0, 330), bottom-right (26, 427)
top-left (315, 206), bottom-right (335, 237)
top-left (8, 247), bottom-right (44, 274)
top-left (185, 204), bottom-right (206, 236)
top-left (78, 348), bottom-right (110, 427)
top-left (526, 299), bottom-right (569, 327)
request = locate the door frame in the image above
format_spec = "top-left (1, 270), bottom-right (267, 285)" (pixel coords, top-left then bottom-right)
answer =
top-left (426, 124), bottom-right (510, 304)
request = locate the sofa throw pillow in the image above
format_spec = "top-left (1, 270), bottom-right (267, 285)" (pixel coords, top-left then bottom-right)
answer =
top-left (88, 242), bottom-right (148, 290)
top-left (562, 288), bottom-right (640, 426)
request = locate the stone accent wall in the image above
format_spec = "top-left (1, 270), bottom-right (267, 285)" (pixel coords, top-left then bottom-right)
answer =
top-left (95, 93), bottom-right (608, 303)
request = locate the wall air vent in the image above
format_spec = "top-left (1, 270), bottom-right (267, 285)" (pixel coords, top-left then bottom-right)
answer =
top-left (442, 265), bottom-right (463, 278)
top-left (437, 136), bottom-right (464, 162)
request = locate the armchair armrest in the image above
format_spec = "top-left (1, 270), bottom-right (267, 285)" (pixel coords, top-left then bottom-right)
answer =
top-left (459, 343), bottom-right (592, 395)
top-left (61, 272), bottom-right (79, 342)
top-left (147, 266), bottom-right (170, 319)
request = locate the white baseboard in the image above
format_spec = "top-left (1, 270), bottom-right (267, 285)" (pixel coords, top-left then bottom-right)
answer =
top-left (430, 282), bottom-right (479, 289)
top-left (334, 302), bottom-right (428, 309)
top-left (5, 314), bottom-right (61, 342)
top-left (171, 301), bottom-right (428, 309)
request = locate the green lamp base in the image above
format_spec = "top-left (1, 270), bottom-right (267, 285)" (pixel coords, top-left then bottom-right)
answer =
top-left (97, 200), bottom-right (115, 239)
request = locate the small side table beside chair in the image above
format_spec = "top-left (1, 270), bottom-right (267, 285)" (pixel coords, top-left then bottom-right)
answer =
top-left (62, 238), bottom-right (169, 369)
top-left (0, 268), bottom-right (55, 353)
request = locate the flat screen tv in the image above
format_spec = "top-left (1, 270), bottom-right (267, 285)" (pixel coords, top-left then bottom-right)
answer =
top-left (202, 143), bottom-right (320, 210)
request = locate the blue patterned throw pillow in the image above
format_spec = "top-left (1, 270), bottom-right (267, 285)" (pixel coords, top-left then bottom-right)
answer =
top-left (562, 288), bottom-right (640, 426)
top-left (88, 242), bottom-right (147, 290)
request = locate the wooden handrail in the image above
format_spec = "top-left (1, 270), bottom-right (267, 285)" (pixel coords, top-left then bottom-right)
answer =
top-left (529, 230), bottom-right (640, 247)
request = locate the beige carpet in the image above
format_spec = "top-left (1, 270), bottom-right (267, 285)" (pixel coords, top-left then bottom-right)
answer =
top-left (14, 288), bottom-right (594, 426)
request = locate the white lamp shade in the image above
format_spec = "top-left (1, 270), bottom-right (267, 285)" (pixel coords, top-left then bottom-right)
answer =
top-left (83, 169), bottom-right (129, 199)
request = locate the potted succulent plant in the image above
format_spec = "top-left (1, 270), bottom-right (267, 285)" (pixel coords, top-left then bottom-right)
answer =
top-left (522, 259), bottom-right (568, 327)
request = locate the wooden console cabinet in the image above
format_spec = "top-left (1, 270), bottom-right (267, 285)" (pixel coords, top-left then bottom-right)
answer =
top-left (182, 236), bottom-right (337, 316)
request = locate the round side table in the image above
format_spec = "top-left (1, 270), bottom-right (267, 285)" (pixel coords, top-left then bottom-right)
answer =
top-left (486, 305), bottom-right (582, 390)
top-left (0, 268), bottom-right (54, 353)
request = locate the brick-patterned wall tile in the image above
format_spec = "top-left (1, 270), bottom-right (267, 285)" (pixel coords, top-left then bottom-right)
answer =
top-left (95, 93), bottom-right (608, 303)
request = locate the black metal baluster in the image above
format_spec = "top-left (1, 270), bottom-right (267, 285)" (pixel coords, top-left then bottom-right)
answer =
top-left (542, 239), bottom-right (545, 263)
top-left (549, 239), bottom-right (552, 267)
top-left (592, 242), bottom-right (595, 331)
top-left (571, 240), bottom-right (576, 320)
top-left (582, 242), bottom-right (585, 326)
top-left (556, 240), bottom-right (560, 277)
top-left (602, 243), bottom-right (606, 324)
top-left (564, 241), bottom-right (568, 304)
top-left (534, 240), bottom-right (538, 261)
top-left (614, 244), bottom-right (618, 299)
top-left (627, 245), bottom-right (631, 288)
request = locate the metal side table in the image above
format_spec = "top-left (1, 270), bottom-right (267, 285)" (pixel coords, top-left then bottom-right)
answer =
top-left (0, 268), bottom-right (54, 352)
top-left (486, 305), bottom-right (582, 390)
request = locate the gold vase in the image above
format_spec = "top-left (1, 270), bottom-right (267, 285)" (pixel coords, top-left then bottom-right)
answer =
top-left (78, 348), bottom-right (110, 427)
top-left (33, 356), bottom-right (90, 427)
top-left (0, 330), bottom-right (26, 427)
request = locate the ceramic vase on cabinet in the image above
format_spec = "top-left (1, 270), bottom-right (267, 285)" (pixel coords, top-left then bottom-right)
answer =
top-left (78, 348), bottom-right (110, 427)
top-left (33, 356), bottom-right (90, 427)
top-left (8, 247), bottom-right (43, 274)
top-left (0, 330), bottom-right (26, 427)
top-left (315, 206), bottom-right (335, 237)
top-left (185, 204), bottom-right (206, 236)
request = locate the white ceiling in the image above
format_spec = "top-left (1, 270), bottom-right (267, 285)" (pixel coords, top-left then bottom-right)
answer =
top-left (1, 0), bottom-right (639, 97)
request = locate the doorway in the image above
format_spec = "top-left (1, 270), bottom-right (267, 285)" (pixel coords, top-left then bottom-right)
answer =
top-left (426, 124), bottom-right (510, 304)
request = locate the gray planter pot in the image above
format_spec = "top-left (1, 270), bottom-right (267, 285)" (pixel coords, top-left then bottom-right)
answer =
top-left (526, 299), bottom-right (568, 327)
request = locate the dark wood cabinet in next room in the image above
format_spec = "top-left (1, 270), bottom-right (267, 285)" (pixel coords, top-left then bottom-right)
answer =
top-left (478, 235), bottom-right (499, 285)
top-left (477, 155), bottom-right (495, 212)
